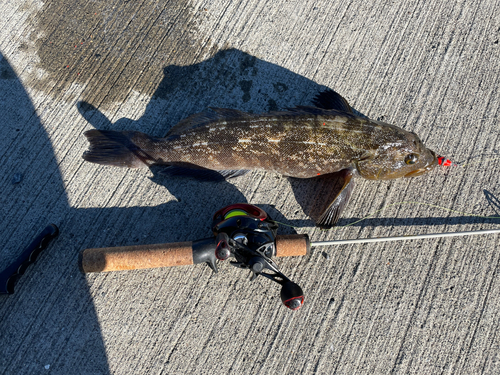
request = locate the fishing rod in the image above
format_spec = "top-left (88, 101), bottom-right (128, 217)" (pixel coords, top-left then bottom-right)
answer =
top-left (80, 203), bottom-right (500, 311)
top-left (311, 229), bottom-right (500, 246)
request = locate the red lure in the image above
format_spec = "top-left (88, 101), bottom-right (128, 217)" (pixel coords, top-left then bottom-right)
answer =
top-left (437, 156), bottom-right (454, 166)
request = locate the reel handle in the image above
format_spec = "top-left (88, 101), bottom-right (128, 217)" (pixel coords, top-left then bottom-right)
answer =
top-left (280, 281), bottom-right (305, 310)
top-left (81, 234), bottom-right (310, 273)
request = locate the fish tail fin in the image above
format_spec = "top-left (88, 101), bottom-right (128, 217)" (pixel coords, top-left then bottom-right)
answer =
top-left (83, 130), bottom-right (158, 168)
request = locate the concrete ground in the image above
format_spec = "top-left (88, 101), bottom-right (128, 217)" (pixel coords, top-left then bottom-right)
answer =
top-left (1, 0), bottom-right (500, 373)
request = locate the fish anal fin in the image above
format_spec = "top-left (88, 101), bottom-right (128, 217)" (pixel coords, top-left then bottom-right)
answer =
top-left (312, 89), bottom-right (353, 113)
top-left (316, 169), bottom-right (356, 229)
top-left (218, 169), bottom-right (251, 179)
top-left (157, 163), bottom-right (250, 182)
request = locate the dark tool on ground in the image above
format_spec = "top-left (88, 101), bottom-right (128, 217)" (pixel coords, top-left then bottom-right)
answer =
top-left (80, 204), bottom-right (500, 310)
top-left (0, 224), bottom-right (59, 294)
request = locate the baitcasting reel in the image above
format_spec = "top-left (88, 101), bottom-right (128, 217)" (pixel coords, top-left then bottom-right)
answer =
top-left (212, 204), bottom-right (304, 310)
top-left (82, 203), bottom-right (309, 310)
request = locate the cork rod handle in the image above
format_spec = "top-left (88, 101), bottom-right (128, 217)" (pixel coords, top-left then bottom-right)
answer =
top-left (81, 234), bottom-right (310, 273)
top-left (275, 234), bottom-right (310, 257)
top-left (81, 241), bottom-right (194, 273)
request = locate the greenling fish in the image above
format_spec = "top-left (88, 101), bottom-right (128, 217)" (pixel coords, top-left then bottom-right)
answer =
top-left (83, 90), bottom-right (439, 228)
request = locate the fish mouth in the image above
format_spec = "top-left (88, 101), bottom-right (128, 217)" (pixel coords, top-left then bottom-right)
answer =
top-left (404, 169), bottom-right (428, 178)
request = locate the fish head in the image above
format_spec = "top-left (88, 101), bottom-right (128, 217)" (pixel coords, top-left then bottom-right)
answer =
top-left (355, 129), bottom-right (438, 180)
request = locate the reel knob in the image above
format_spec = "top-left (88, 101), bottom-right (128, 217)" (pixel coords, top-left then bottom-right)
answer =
top-left (215, 233), bottom-right (231, 261)
top-left (280, 281), bottom-right (304, 310)
top-left (249, 257), bottom-right (265, 273)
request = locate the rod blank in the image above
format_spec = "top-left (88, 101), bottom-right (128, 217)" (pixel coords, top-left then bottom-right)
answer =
top-left (311, 229), bottom-right (500, 248)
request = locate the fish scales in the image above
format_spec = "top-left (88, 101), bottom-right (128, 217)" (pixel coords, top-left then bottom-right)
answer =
top-left (82, 89), bottom-right (438, 228)
top-left (151, 113), bottom-right (380, 178)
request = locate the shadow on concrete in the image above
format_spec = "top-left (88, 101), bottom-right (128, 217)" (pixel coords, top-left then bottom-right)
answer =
top-left (484, 189), bottom-right (500, 216)
top-left (2, 47), bottom-right (499, 374)
top-left (78, 49), bottom-right (500, 230)
top-left (1, 47), bottom-right (331, 374)
top-left (0, 53), bottom-right (110, 374)
top-left (77, 48), bottom-right (346, 230)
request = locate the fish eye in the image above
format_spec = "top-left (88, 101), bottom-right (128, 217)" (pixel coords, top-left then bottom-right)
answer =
top-left (405, 154), bottom-right (419, 165)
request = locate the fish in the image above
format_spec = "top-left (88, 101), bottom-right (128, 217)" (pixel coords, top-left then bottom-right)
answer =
top-left (82, 89), bottom-right (439, 228)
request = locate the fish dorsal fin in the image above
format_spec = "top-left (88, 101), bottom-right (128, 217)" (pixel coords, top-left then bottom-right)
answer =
top-left (166, 101), bottom-right (358, 137)
top-left (312, 89), bottom-right (353, 113)
top-left (166, 110), bottom-right (219, 136)
top-left (280, 106), bottom-right (358, 121)
top-left (284, 106), bottom-right (330, 115)
top-left (209, 107), bottom-right (248, 118)
top-left (166, 108), bottom-right (251, 136)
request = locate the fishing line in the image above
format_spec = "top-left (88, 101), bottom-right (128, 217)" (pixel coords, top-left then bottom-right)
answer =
top-left (336, 201), bottom-right (500, 228)
top-left (272, 153), bottom-right (500, 229)
top-left (335, 155), bottom-right (500, 228)
top-left (458, 156), bottom-right (500, 168)
top-left (273, 201), bottom-right (500, 230)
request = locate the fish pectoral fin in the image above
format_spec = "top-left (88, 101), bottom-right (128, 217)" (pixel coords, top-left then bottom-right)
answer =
top-left (358, 152), bottom-right (374, 161)
top-left (312, 89), bottom-right (353, 113)
top-left (157, 163), bottom-right (250, 182)
top-left (316, 169), bottom-right (355, 229)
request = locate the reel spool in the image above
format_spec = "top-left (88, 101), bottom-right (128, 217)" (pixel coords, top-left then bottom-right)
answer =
top-left (212, 204), bottom-right (304, 310)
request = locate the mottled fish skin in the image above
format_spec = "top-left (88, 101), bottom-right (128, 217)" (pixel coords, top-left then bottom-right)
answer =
top-left (84, 109), bottom-right (436, 180)
top-left (160, 111), bottom-right (370, 178)
top-left (82, 90), bottom-right (438, 228)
